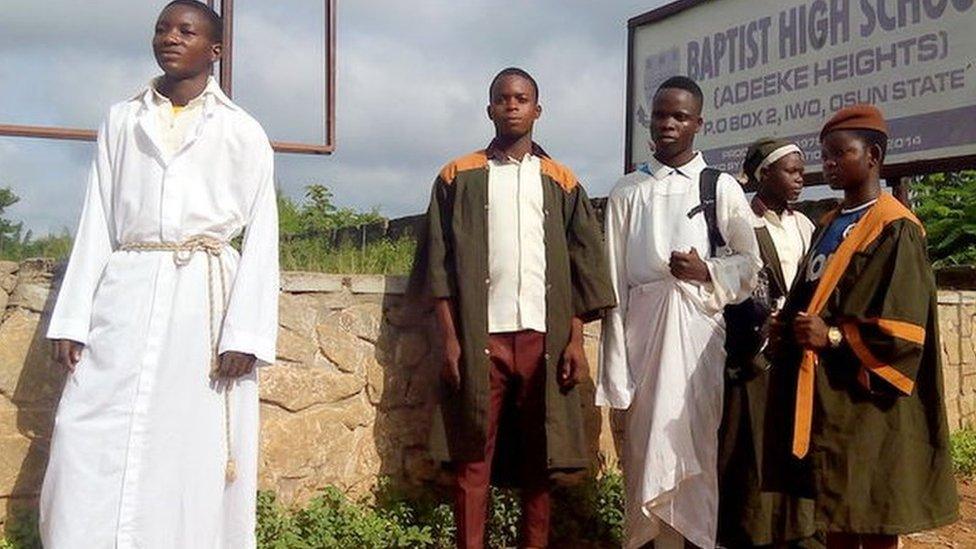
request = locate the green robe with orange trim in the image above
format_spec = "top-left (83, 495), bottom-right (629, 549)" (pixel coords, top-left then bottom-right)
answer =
top-left (718, 224), bottom-right (818, 548)
top-left (764, 193), bottom-right (958, 533)
top-left (409, 145), bottom-right (615, 484)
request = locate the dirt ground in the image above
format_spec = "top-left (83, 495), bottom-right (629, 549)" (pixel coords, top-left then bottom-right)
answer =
top-left (903, 479), bottom-right (976, 548)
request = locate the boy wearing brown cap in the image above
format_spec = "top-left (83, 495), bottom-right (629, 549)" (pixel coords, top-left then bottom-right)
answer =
top-left (764, 105), bottom-right (958, 548)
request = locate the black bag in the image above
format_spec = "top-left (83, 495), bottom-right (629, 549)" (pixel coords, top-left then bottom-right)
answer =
top-left (694, 169), bottom-right (770, 381)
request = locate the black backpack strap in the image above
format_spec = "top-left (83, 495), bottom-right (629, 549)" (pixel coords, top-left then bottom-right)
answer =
top-left (691, 167), bottom-right (726, 257)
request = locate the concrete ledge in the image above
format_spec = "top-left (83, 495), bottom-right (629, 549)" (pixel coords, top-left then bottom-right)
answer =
top-left (280, 272), bottom-right (346, 293)
top-left (348, 275), bottom-right (407, 295)
top-left (939, 290), bottom-right (976, 305)
top-left (280, 272), bottom-right (408, 295)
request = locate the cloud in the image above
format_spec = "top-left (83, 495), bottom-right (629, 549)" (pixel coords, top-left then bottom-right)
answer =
top-left (0, 137), bottom-right (91, 235)
top-left (1, 0), bottom-right (666, 234)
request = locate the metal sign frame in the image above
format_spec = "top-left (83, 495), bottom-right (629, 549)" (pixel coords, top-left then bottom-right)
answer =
top-left (0, 0), bottom-right (336, 155)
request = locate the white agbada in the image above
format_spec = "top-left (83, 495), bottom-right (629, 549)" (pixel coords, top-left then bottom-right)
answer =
top-left (596, 153), bottom-right (760, 549)
top-left (41, 77), bottom-right (278, 549)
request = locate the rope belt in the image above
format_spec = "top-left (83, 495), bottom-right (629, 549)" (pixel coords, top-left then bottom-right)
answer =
top-left (120, 235), bottom-right (237, 483)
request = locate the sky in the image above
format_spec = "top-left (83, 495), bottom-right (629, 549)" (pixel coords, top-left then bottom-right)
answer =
top-left (0, 0), bottom-right (834, 235)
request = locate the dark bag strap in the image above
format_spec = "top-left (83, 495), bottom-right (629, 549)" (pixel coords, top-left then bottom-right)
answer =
top-left (686, 167), bottom-right (726, 257)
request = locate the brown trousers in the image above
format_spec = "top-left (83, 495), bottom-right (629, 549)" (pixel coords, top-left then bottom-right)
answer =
top-left (455, 330), bottom-right (550, 548)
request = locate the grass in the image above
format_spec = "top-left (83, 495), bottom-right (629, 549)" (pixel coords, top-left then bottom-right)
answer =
top-left (279, 236), bottom-right (416, 275)
top-left (0, 232), bottom-right (72, 263)
top-left (951, 429), bottom-right (976, 478)
top-left (0, 235), bottom-right (418, 276)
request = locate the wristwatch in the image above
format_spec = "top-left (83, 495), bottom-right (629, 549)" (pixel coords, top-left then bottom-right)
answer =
top-left (827, 325), bottom-right (844, 348)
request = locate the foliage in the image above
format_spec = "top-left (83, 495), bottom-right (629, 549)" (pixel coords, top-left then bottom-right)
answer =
top-left (254, 472), bottom-right (626, 548)
top-left (277, 184), bottom-right (414, 274)
top-left (912, 171), bottom-right (976, 267)
top-left (0, 182), bottom-right (415, 273)
top-left (0, 186), bottom-right (74, 262)
top-left (0, 187), bottom-right (21, 255)
top-left (486, 486), bottom-right (521, 548)
top-left (0, 230), bottom-right (73, 262)
top-left (256, 487), bottom-right (445, 549)
top-left (279, 233), bottom-right (416, 274)
top-left (278, 185), bottom-right (382, 239)
top-left (951, 429), bottom-right (976, 478)
top-left (1, 509), bottom-right (41, 549)
top-left (1, 473), bottom-right (625, 547)
top-left (551, 470), bottom-right (625, 546)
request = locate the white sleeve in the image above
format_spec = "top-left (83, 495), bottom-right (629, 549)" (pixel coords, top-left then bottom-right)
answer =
top-left (596, 190), bottom-right (634, 409)
top-left (218, 141), bottom-right (279, 365)
top-left (47, 119), bottom-right (115, 344)
top-left (699, 174), bottom-right (762, 312)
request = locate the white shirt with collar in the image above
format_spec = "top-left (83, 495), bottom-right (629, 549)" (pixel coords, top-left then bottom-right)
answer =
top-left (149, 77), bottom-right (212, 159)
top-left (487, 152), bottom-right (547, 334)
top-left (753, 199), bottom-right (816, 289)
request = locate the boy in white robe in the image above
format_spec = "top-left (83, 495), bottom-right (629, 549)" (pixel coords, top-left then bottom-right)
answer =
top-left (597, 76), bottom-right (760, 548)
top-left (43, 2), bottom-right (278, 547)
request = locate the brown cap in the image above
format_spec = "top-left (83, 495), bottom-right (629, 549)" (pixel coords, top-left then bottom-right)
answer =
top-left (820, 104), bottom-right (888, 140)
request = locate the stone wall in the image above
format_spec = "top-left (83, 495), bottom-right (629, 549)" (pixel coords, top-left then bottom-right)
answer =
top-left (0, 261), bottom-right (973, 522)
top-left (938, 291), bottom-right (976, 430)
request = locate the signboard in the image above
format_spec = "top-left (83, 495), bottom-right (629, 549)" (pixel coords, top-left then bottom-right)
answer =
top-left (626, 0), bottom-right (976, 178)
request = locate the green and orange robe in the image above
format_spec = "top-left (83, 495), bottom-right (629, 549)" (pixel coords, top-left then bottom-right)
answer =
top-left (764, 193), bottom-right (958, 534)
top-left (409, 144), bottom-right (616, 484)
top-left (718, 221), bottom-right (818, 548)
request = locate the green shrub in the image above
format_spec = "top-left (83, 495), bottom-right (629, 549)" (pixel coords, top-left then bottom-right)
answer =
top-left (257, 487), bottom-right (446, 549)
top-left (591, 470), bottom-right (625, 543)
top-left (550, 470), bottom-right (624, 546)
top-left (486, 487), bottom-right (521, 548)
top-left (1, 508), bottom-right (41, 549)
top-left (279, 235), bottom-right (416, 274)
top-left (255, 473), bottom-right (625, 548)
top-left (2, 475), bottom-right (624, 548)
top-left (276, 184), bottom-right (419, 275)
top-left (951, 429), bottom-right (976, 477)
top-left (913, 171), bottom-right (976, 266)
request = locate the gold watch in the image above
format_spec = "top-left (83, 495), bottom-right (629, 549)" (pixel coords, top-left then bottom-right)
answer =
top-left (827, 326), bottom-right (843, 348)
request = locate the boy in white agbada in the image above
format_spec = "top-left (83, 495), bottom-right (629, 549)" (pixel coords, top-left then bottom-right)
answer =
top-left (597, 76), bottom-right (760, 548)
top-left (42, 2), bottom-right (278, 547)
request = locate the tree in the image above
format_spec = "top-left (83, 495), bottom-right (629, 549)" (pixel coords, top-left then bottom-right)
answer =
top-left (0, 187), bottom-right (24, 257)
top-left (912, 171), bottom-right (976, 266)
top-left (301, 184), bottom-right (382, 233)
top-left (276, 184), bottom-right (383, 236)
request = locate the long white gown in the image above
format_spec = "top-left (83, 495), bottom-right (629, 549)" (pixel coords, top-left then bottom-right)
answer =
top-left (596, 153), bottom-right (760, 549)
top-left (41, 78), bottom-right (278, 549)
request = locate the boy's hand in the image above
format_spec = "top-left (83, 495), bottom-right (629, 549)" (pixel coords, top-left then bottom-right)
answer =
top-left (52, 339), bottom-right (84, 372)
top-left (440, 336), bottom-right (462, 392)
top-left (669, 247), bottom-right (711, 282)
top-left (793, 312), bottom-right (829, 350)
top-left (559, 317), bottom-right (587, 391)
top-left (217, 351), bottom-right (257, 378)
